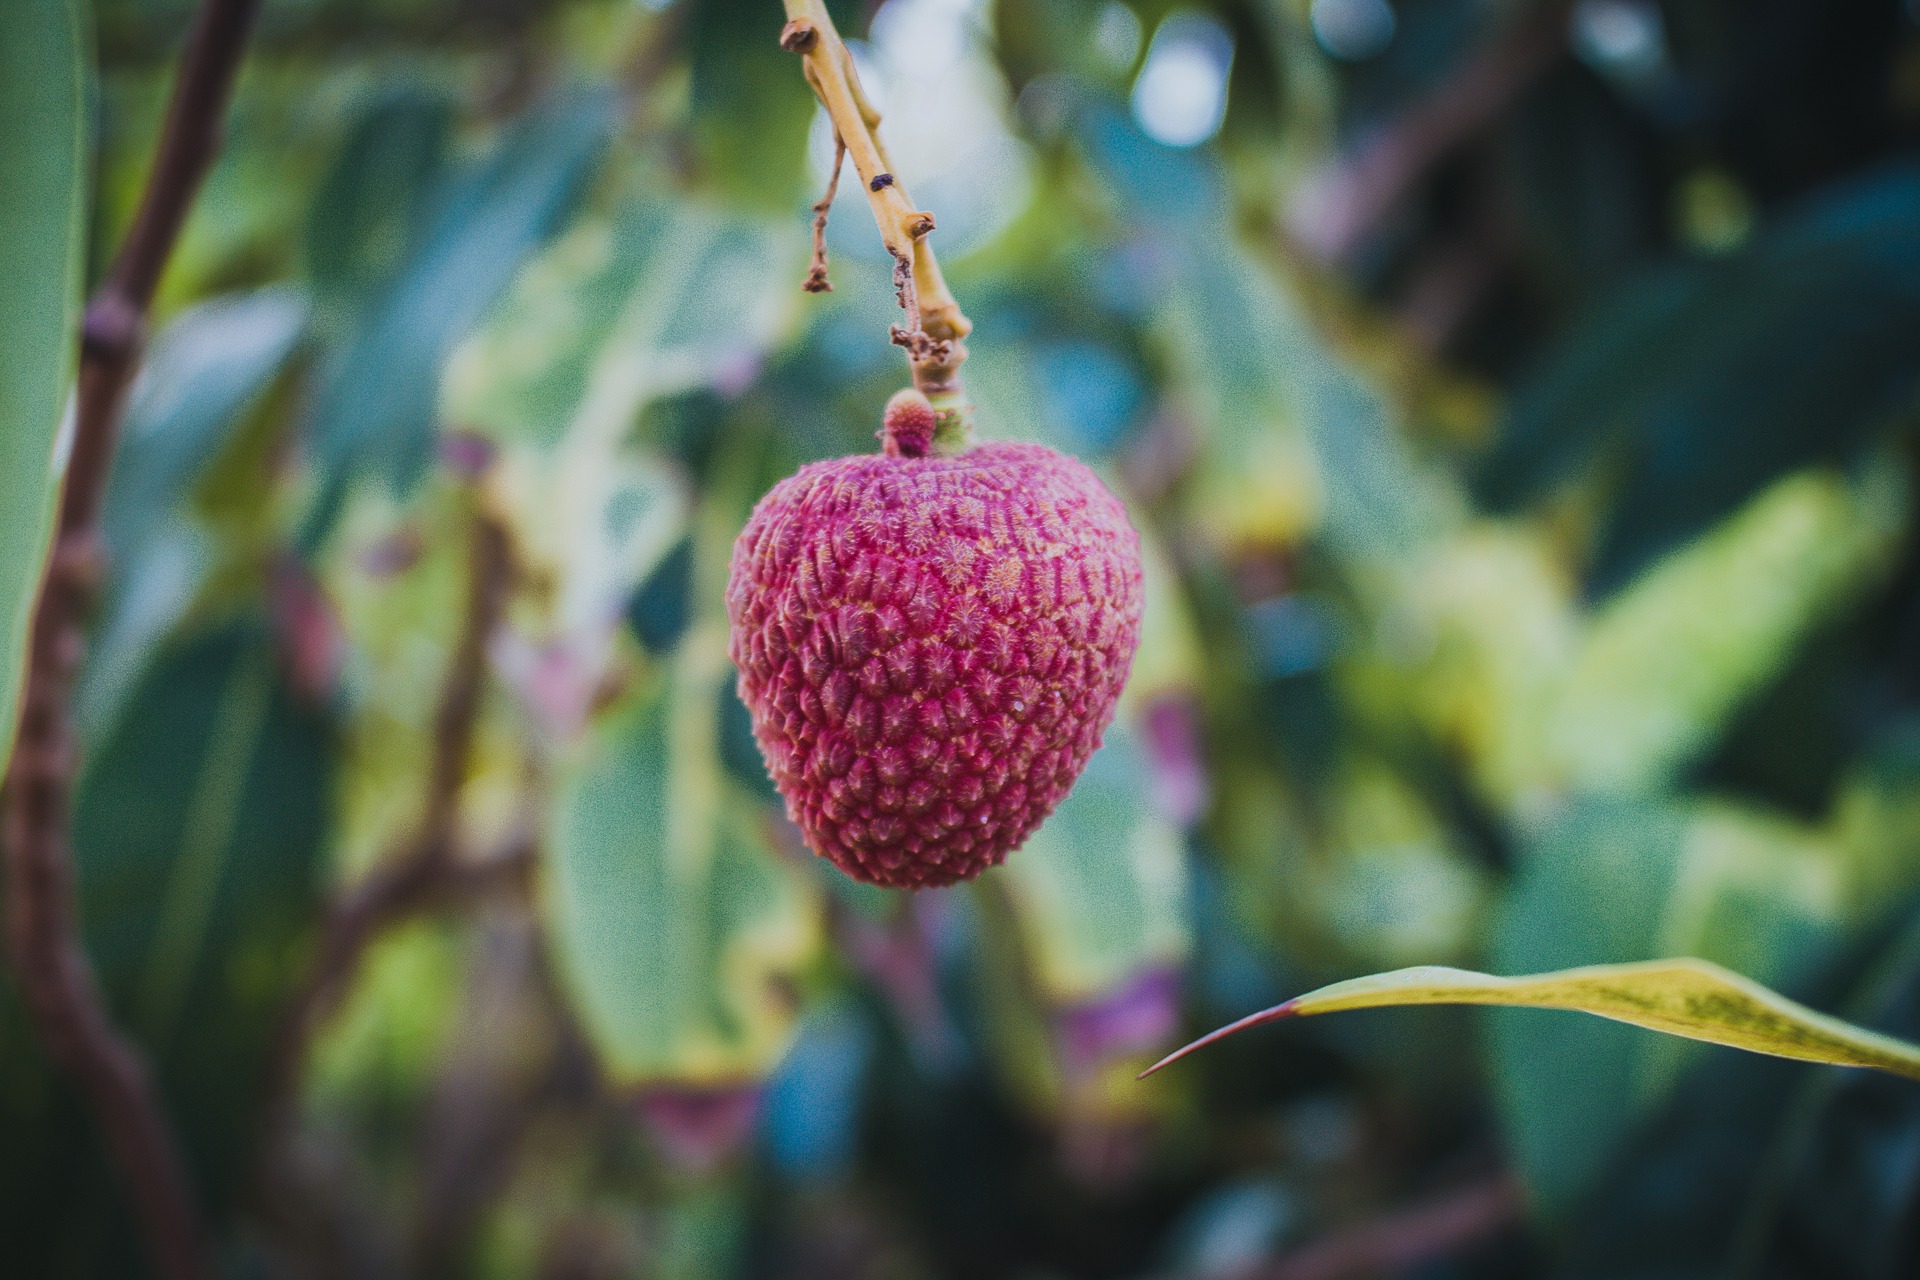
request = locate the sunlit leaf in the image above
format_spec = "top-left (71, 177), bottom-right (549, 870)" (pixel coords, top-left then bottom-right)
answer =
top-left (1550, 464), bottom-right (1904, 795)
top-left (995, 720), bottom-right (1192, 1006)
top-left (1346, 523), bottom-right (1578, 811)
top-left (323, 486), bottom-right (499, 873)
top-left (445, 199), bottom-right (798, 449)
top-left (1144, 958), bottom-right (1920, 1083)
top-left (0, 0), bottom-right (88, 774)
top-left (544, 629), bottom-right (821, 1086)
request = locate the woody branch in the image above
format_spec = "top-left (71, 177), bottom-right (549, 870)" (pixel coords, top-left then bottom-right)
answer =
top-left (2, 2), bottom-right (266, 1278)
top-left (777, 0), bottom-right (973, 400)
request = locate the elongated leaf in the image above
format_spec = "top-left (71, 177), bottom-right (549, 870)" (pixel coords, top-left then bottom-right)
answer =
top-left (106, 287), bottom-right (309, 559)
top-left (545, 630), bottom-right (821, 1086)
top-left (1482, 160), bottom-right (1920, 589)
top-left (1552, 909), bottom-right (1920, 1280)
top-left (1485, 794), bottom-right (1899, 1212)
top-left (448, 199), bottom-right (788, 662)
top-left (76, 288), bottom-right (309, 740)
top-left (445, 199), bottom-right (798, 449)
top-left (1550, 465), bottom-right (1904, 794)
top-left (305, 83), bottom-right (453, 308)
top-left (1143, 958), bottom-right (1920, 1082)
top-left (1157, 233), bottom-right (1456, 566)
top-left (1070, 101), bottom-right (1457, 567)
top-left (0, 622), bottom-right (331, 1268)
top-left (0, 0), bottom-right (88, 772)
top-left (306, 92), bottom-right (612, 501)
top-left (686, 0), bottom-right (815, 209)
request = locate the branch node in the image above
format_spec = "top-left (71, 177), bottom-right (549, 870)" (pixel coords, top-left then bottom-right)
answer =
top-left (890, 253), bottom-right (920, 330)
top-left (889, 326), bottom-right (953, 367)
top-left (779, 18), bottom-right (817, 52)
top-left (80, 291), bottom-right (145, 362)
top-left (50, 530), bottom-right (107, 597)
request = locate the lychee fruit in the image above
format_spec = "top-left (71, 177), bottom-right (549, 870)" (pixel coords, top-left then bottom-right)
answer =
top-left (725, 390), bottom-right (1145, 888)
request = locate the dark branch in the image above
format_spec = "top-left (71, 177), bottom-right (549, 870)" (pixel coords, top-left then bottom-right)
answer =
top-left (1283, 1), bottom-right (1573, 264)
top-left (257, 507), bottom-right (521, 1220)
top-left (2, 3), bottom-right (263, 1278)
top-left (1231, 1176), bottom-right (1524, 1280)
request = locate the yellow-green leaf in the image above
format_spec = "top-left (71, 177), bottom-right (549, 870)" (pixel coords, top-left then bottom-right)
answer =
top-left (1142, 958), bottom-right (1920, 1082)
top-left (1549, 464), bottom-right (1904, 794)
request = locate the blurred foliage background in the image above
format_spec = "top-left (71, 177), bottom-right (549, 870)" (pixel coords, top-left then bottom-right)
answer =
top-left (8, 0), bottom-right (1920, 1276)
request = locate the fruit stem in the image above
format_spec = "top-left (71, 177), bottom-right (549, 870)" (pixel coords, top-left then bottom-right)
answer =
top-left (779, 0), bottom-right (974, 395)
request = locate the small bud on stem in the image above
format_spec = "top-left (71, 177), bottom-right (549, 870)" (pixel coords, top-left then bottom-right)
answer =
top-left (881, 389), bottom-right (938, 457)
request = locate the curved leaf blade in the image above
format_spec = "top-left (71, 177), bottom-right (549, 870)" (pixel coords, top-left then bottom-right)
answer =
top-left (0, 0), bottom-right (88, 772)
top-left (1142, 958), bottom-right (1920, 1082)
top-left (306, 91), bottom-right (612, 502)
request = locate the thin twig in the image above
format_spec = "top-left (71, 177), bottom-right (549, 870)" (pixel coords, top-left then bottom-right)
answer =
top-left (1225, 1176), bottom-right (1524, 1280)
top-left (259, 507), bottom-right (516, 1158)
top-left (255, 840), bottom-right (536, 1279)
top-left (1283, 0), bottom-right (1573, 264)
top-left (803, 131), bottom-right (846, 293)
top-left (886, 251), bottom-right (954, 367)
top-left (2, 2), bottom-right (264, 1277)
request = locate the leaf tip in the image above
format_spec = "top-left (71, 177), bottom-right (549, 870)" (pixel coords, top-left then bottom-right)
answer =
top-left (1137, 1001), bottom-right (1299, 1080)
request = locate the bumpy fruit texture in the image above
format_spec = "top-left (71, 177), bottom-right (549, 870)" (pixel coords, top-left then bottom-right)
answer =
top-left (726, 405), bottom-right (1144, 888)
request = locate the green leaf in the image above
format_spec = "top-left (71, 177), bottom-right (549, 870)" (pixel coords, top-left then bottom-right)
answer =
top-left (994, 720), bottom-right (1191, 1005)
top-left (0, 0), bottom-right (88, 774)
top-left (0, 622), bottom-right (332, 1264)
top-left (106, 286), bottom-right (308, 562)
top-left (544, 632), bottom-right (822, 1087)
top-left (445, 199), bottom-right (799, 450)
top-left (75, 288), bottom-right (307, 743)
top-left (306, 91), bottom-right (612, 502)
top-left (685, 0), bottom-right (817, 209)
top-left (1481, 160), bottom-right (1920, 589)
top-left (1551, 909), bottom-right (1920, 1279)
top-left (305, 83), bottom-right (454, 309)
top-left (1157, 232), bottom-right (1456, 566)
top-left (92, 622), bottom-right (330, 1211)
top-left (1548, 465), bottom-right (1905, 794)
top-left (1489, 795), bottom-right (1866, 1212)
top-left (1143, 958), bottom-right (1920, 1081)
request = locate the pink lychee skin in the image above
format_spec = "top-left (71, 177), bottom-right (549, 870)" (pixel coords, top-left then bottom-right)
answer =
top-left (725, 437), bottom-right (1144, 888)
